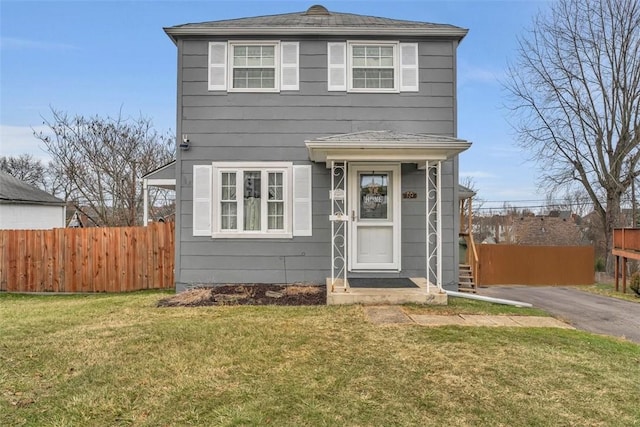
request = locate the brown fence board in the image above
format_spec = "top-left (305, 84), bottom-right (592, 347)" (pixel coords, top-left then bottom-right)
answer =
top-left (0, 223), bottom-right (174, 293)
top-left (477, 245), bottom-right (594, 286)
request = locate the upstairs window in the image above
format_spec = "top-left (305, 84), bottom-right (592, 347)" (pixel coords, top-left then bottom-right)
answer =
top-left (208, 41), bottom-right (299, 92)
top-left (351, 44), bottom-right (396, 90)
top-left (231, 44), bottom-right (277, 90)
top-left (328, 41), bottom-right (419, 93)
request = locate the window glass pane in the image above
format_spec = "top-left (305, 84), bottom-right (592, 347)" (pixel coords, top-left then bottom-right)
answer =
top-left (380, 78), bottom-right (394, 88)
top-left (381, 46), bottom-right (394, 57)
top-left (353, 46), bottom-right (366, 57)
top-left (366, 46), bottom-right (380, 56)
top-left (360, 173), bottom-right (388, 219)
top-left (221, 172), bottom-right (236, 200)
top-left (380, 57), bottom-right (394, 67)
top-left (247, 56), bottom-right (261, 66)
top-left (268, 202), bottom-right (284, 230)
top-left (352, 57), bottom-right (366, 67)
top-left (234, 69), bottom-right (275, 89)
top-left (233, 46), bottom-right (246, 66)
top-left (247, 46), bottom-right (261, 56)
top-left (244, 171), bottom-right (261, 231)
top-left (367, 56), bottom-right (380, 67)
top-left (233, 69), bottom-right (248, 88)
top-left (221, 202), bottom-right (237, 230)
top-left (353, 69), bottom-right (395, 89)
top-left (262, 46), bottom-right (275, 66)
top-left (268, 172), bottom-right (283, 200)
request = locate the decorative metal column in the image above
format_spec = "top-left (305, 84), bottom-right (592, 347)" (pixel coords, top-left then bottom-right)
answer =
top-left (330, 161), bottom-right (348, 291)
top-left (426, 161), bottom-right (442, 291)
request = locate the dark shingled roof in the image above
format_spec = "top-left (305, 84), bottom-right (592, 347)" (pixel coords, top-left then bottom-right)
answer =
top-left (165, 5), bottom-right (467, 40)
top-left (0, 171), bottom-right (65, 206)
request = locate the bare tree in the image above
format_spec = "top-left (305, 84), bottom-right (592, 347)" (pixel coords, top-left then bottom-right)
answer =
top-left (34, 108), bottom-right (174, 226)
top-left (545, 189), bottom-right (593, 217)
top-left (0, 154), bottom-right (47, 188)
top-left (505, 0), bottom-right (640, 269)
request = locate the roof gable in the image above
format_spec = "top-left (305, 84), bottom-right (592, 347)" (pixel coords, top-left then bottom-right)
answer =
top-left (165, 5), bottom-right (468, 41)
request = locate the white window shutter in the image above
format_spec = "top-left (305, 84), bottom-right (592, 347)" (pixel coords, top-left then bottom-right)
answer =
top-left (400, 43), bottom-right (419, 92)
top-left (193, 165), bottom-right (212, 236)
top-left (327, 42), bottom-right (347, 91)
top-left (292, 165), bottom-right (313, 236)
top-left (208, 42), bottom-right (227, 91)
top-left (281, 42), bottom-right (299, 91)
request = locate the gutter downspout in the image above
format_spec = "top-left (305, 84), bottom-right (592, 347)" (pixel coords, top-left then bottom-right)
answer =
top-left (445, 290), bottom-right (533, 307)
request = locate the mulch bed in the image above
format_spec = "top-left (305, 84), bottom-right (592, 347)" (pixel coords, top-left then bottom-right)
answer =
top-left (157, 284), bottom-right (326, 307)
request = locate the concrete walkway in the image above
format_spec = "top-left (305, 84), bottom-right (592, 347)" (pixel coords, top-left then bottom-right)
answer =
top-left (364, 306), bottom-right (573, 328)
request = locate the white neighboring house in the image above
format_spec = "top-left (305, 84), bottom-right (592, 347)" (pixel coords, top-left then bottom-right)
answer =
top-left (0, 171), bottom-right (66, 230)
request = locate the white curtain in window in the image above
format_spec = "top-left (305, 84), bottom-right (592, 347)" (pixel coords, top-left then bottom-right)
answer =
top-left (244, 197), bottom-right (261, 231)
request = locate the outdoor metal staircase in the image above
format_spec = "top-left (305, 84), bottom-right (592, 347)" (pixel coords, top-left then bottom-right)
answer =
top-left (458, 264), bottom-right (476, 293)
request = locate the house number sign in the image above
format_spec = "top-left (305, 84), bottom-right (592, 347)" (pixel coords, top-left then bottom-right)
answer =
top-left (403, 191), bottom-right (418, 199)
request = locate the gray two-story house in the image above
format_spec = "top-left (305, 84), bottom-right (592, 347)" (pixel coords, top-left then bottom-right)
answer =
top-left (164, 5), bottom-right (471, 303)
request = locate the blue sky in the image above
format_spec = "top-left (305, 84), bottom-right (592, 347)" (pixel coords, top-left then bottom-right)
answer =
top-left (0, 0), bottom-right (550, 208)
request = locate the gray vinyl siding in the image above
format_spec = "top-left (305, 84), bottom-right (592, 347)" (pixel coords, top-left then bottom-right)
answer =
top-left (174, 36), bottom-right (459, 291)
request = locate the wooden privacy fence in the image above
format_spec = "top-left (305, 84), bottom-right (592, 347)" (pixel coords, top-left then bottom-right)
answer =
top-left (0, 222), bottom-right (174, 293)
top-left (477, 245), bottom-right (594, 286)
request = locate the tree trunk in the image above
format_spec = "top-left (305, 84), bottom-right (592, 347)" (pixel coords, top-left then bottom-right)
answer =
top-left (603, 192), bottom-right (622, 273)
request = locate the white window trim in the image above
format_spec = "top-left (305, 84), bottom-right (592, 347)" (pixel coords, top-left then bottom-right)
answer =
top-left (212, 162), bottom-right (293, 238)
top-left (228, 40), bottom-right (281, 93)
top-left (347, 41), bottom-right (400, 93)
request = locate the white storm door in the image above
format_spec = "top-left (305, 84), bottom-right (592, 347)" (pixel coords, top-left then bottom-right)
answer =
top-left (349, 164), bottom-right (401, 270)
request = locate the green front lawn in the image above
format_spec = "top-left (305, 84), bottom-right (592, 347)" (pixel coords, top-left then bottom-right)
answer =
top-left (1, 292), bottom-right (638, 426)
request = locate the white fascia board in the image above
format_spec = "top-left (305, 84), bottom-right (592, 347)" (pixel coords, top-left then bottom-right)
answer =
top-left (164, 26), bottom-right (468, 42)
top-left (145, 178), bottom-right (176, 189)
top-left (306, 141), bottom-right (471, 163)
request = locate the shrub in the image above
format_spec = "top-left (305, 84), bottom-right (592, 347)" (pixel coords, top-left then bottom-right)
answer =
top-left (630, 272), bottom-right (640, 297)
top-left (594, 257), bottom-right (606, 272)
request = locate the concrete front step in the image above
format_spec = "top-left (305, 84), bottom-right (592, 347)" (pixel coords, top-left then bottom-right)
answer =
top-left (326, 277), bottom-right (447, 305)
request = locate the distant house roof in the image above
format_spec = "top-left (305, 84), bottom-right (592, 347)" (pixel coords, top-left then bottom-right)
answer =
top-left (165, 5), bottom-right (468, 41)
top-left (511, 216), bottom-right (587, 246)
top-left (0, 171), bottom-right (65, 206)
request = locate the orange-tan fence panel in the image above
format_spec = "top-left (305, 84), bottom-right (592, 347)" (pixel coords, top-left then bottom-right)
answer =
top-left (477, 245), bottom-right (594, 286)
top-left (0, 222), bottom-right (174, 293)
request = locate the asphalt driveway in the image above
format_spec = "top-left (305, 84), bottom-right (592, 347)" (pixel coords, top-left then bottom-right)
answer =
top-left (478, 286), bottom-right (640, 344)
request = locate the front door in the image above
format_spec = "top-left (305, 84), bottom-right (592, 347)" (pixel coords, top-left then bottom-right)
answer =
top-left (349, 163), bottom-right (400, 270)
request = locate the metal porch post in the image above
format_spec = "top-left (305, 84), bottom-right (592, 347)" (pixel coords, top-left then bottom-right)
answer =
top-left (330, 161), bottom-right (348, 291)
top-left (426, 161), bottom-right (442, 291)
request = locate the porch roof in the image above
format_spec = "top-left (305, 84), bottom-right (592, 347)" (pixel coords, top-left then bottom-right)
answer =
top-left (141, 160), bottom-right (176, 190)
top-left (305, 130), bottom-right (471, 163)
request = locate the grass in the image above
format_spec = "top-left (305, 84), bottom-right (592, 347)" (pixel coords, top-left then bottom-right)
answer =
top-left (1, 292), bottom-right (639, 426)
top-left (577, 282), bottom-right (640, 303)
